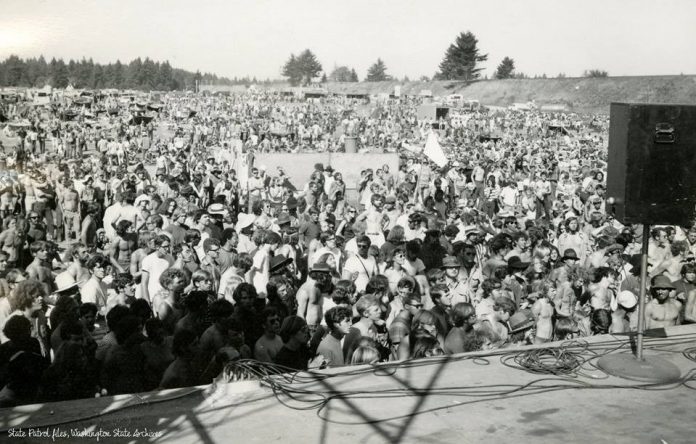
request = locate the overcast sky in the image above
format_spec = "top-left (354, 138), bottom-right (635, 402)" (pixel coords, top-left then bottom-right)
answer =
top-left (1, 0), bottom-right (695, 80)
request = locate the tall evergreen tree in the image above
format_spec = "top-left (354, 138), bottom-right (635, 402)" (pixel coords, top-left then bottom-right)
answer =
top-left (366, 58), bottom-right (390, 82)
top-left (435, 31), bottom-right (488, 81)
top-left (494, 57), bottom-right (515, 79)
top-left (329, 66), bottom-right (356, 82)
top-left (282, 54), bottom-right (302, 86)
top-left (296, 49), bottom-right (322, 86)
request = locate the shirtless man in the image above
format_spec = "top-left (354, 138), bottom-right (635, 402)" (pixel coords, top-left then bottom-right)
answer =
top-left (0, 217), bottom-right (24, 267)
top-left (645, 276), bottom-right (681, 329)
top-left (357, 193), bottom-right (387, 248)
top-left (19, 171), bottom-right (36, 214)
top-left (59, 177), bottom-right (81, 241)
top-left (109, 219), bottom-right (137, 274)
top-left (64, 242), bottom-right (92, 286)
top-left (26, 240), bottom-right (55, 295)
top-left (296, 264), bottom-right (331, 334)
top-left (590, 267), bottom-right (616, 311)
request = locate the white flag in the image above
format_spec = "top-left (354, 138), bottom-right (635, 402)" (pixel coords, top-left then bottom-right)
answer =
top-left (423, 131), bottom-right (448, 168)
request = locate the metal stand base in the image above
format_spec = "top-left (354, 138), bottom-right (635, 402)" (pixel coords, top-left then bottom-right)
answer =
top-left (597, 352), bottom-right (682, 383)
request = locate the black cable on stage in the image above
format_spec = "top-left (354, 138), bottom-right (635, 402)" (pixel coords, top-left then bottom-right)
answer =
top-left (6, 331), bottom-right (694, 431)
top-left (684, 347), bottom-right (696, 363)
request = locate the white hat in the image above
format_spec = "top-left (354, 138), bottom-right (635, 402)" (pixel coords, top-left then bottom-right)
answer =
top-left (235, 213), bottom-right (255, 231)
top-left (207, 203), bottom-right (227, 216)
top-left (54, 272), bottom-right (80, 293)
top-left (611, 290), bottom-right (637, 311)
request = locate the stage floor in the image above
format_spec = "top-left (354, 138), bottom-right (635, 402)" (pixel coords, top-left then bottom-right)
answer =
top-left (3, 325), bottom-right (696, 444)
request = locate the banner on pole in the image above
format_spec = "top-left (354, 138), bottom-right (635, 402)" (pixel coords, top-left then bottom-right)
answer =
top-left (423, 131), bottom-right (447, 168)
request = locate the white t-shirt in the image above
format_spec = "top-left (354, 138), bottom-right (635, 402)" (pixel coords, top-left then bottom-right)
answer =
top-left (499, 187), bottom-right (519, 208)
top-left (343, 255), bottom-right (378, 293)
top-left (252, 248), bottom-right (270, 297)
top-left (141, 253), bottom-right (171, 300)
top-left (102, 203), bottom-right (121, 240)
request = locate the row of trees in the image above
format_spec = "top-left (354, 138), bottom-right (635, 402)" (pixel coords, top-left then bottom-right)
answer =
top-left (282, 32), bottom-right (609, 84)
top-left (0, 55), bottom-right (239, 90)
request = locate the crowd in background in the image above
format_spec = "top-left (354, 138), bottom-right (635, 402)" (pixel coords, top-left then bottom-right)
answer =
top-left (0, 90), bottom-right (693, 408)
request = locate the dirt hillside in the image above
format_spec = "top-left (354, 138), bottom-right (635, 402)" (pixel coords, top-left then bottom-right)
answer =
top-left (323, 76), bottom-right (696, 114)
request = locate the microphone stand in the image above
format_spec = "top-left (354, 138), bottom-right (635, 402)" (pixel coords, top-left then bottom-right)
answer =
top-left (597, 223), bottom-right (681, 382)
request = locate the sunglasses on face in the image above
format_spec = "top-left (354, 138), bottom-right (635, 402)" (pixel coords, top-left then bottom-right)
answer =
top-left (357, 244), bottom-right (370, 248)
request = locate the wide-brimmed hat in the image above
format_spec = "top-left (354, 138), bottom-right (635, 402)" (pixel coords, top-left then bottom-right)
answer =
top-left (310, 262), bottom-right (331, 273)
top-left (54, 272), bottom-right (80, 294)
top-left (276, 212), bottom-right (291, 226)
top-left (509, 309), bottom-right (535, 333)
top-left (605, 243), bottom-right (624, 254)
top-left (235, 213), bottom-right (255, 231)
top-left (270, 254), bottom-right (293, 272)
top-left (464, 226), bottom-right (481, 237)
top-left (562, 248), bottom-right (580, 261)
top-left (441, 255), bottom-right (461, 269)
top-left (207, 203), bottom-right (227, 216)
top-left (651, 275), bottom-right (675, 290)
top-left (507, 256), bottom-right (530, 270)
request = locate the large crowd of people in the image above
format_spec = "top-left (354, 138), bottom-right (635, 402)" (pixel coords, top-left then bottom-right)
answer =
top-left (0, 89), bottom-right (694, 408)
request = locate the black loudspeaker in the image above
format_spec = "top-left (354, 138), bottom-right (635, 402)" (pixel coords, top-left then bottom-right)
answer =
top-left (606, 103), bottom-right (696, 226)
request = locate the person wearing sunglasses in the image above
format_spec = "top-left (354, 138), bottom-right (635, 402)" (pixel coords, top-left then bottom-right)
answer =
top-left (342, 235), bottom-right (378, 293)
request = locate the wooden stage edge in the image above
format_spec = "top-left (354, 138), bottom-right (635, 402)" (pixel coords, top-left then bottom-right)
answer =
top-left (2, 324), bottom-right (696, 444)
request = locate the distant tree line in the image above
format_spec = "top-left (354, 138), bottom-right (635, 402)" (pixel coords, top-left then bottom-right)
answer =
top-left (0, 55), bottom-right (242, 90)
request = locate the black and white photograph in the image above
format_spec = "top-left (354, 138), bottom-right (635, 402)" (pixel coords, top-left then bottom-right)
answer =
top-left (1, 0), bottom-right (695, 442)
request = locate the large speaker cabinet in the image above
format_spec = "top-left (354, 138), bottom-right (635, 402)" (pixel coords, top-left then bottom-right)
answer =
top-left (606, 103), bottom-right (696, 226)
